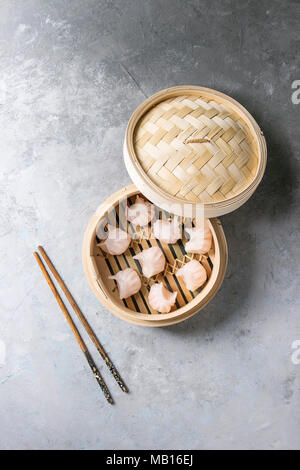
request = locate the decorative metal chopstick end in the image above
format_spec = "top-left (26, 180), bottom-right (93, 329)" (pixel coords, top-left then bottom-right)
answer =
top-left (85, 350), bottom-right (114, 404)
top-left (93, 366), bottom-right (114, 404)
top-left (105, 356), bottom-right (128, 393)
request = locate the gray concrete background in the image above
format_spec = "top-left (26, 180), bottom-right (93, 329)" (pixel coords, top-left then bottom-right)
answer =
top-left (0, 0), bottom-right (299, 450)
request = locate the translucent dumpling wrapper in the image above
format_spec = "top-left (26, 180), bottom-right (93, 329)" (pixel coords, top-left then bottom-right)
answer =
top-left (109, 268), bottom-right (141, 299)
top-left (152, 216), bottom-right (182, 244)
top-left (184, 220), bottom-right (212, 254)
top-left (133, 246), bottom-right (165, 278)
top-left (176, 259), bottom-right (207, 291)
top-left (148, 282), bottom-right (177, 313)
top-left (126, 196), bottom-right (155, 227)
top-left (98, 224), bottom-right (131, 255)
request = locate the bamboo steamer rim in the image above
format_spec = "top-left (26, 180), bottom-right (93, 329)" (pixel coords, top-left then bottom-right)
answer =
top-left (124, 86), bottom-right (267, 218)
top-left (82, 184), bottom-right (228, 327)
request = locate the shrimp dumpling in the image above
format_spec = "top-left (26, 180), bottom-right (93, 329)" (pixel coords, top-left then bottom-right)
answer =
top-left (153, 216), bottom-right (181, 244)
top-left (126, 196), bottom-right (155, 227)
top-left (133, 246), bottom-right (165, 278)
top-left (98, 224), bottom-right (131, 255)
top-left (148, 282), bottom-right (177, 313)
top-left (185, 220), bottom-right (212, 254)
top-left (109, 268), bottom-right (141, 299)
top-left (176, 260), bottom-right (207, 291)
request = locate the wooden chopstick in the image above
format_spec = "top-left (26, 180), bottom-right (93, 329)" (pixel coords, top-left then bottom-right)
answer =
top-left (33, 251), bottom-right (113, 404)
top-left (37, 245), bottom-right (128, 393)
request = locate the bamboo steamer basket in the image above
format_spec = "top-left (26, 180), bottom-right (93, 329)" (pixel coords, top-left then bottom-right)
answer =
top-left (124, 86), bottom-right (267, 218)
top-left (83, 86), bottom-right (266, 326)
top-left (82, 185), bottom-right (228, 327)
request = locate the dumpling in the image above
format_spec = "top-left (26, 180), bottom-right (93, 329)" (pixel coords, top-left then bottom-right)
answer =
top-left (148, 283), bottom-right (177, 313)
top-left (126, 196), bottom-right (155, 227)
top-left (184, 220), bottom-right (212, 254)
top-left (98, 224), bottom-right (131, 255)
top-left (109, 268), bottom-right (141, 299)
top-left (176, 260), bottom-right (207, 291)
top-left (153, 216), bottom-right (182, 244)
top-left (133, 246), bottom-right (165, 278)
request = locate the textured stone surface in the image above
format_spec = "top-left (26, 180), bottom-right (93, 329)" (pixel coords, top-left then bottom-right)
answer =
top-left (0, 0), bottom-right (300, 450)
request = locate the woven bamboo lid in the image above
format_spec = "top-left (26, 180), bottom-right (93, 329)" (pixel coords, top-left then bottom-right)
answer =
top-left (124, 86), bottom-right (267, 218)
